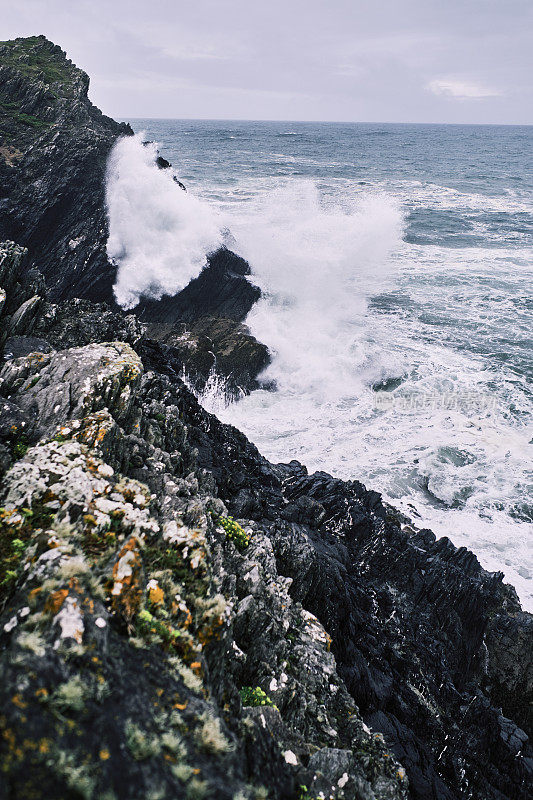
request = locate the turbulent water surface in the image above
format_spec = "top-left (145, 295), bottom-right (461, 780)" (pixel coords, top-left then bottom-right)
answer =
top-left (114, 120), bottom-right (533, 609)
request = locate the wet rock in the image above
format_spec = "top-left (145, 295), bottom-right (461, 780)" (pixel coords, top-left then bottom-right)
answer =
top-left (146, 315), bottom-right (270, 396)
top-left (0, 39), bottom-right (270, 393)
top-left (135, 247), bottom-right (259, 325)
top-left (3, 336), bottom-right (55, 360)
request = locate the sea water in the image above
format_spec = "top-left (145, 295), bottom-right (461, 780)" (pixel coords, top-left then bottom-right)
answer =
top-left (109, 120), bottom-right (533, 609)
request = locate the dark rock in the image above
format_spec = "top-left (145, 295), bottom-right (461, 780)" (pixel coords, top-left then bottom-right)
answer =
top-left (0, 342), bottom-right (407, 800)
top-left (0, 241), bottom-right (45, 350)
top-left (135, 246), bottom-right (261, 325)
top-left (0, 36), bottom-right (531, 800)
top-left (146, 316), bottom-right (270, 396)
top-left (33, 297), bottom-right (146, 350)
top-left (0, 35), bottom-right (132, 305)
top-left (0, 40), bottom-right (268, 393)
top-left (3, 336), bottom-right (55, 360)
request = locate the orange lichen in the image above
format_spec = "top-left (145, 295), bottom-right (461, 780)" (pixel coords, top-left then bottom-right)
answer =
top-left (44, 589), bottom-right (69, 616)
top-left (148, 583), bottom-right (165, 607)
top-left (197, 615), bottom-right (224, 647)
top-left (99, 748), bottom-right (110, 761)
top-left (111, 537), bottom-right (143, 626)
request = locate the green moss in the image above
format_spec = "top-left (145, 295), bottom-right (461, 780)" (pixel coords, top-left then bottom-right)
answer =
top-left (297, 787), bottom-right (318, 800)
top-left (239, 687), bottom-right (275, 708)
top-left (10, 434), bottom-right (29, 460)
top-left (212, 514), bottom-right (250, 551)
top-left (143, 543), bottom-right (205, 596)
top-left (0, 36), bottom-right (77, 89)
top-left (0, 502), bottom-right (55, 607)
top-left (136, 608), bottom-right (188, 651)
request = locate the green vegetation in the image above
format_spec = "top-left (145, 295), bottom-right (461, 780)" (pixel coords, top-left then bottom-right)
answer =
top-left (0, 100), bottom-right (50, 133)
top-left (212, 514), bottom-right (250, 551)
top-left (297, 787), bottom-right (318, 800)
top-left (0, 503), bottom-right (54, 605)
top-left (239, 686), bottom-right (275, 708)
top-left (136, 608), bottom-right (187, 650)
top-left (10, 433), bottom-right (29, 460)
top-left (0, 509), bottom-right (30, 600)
top-left (0, 36), bottom-right (76, 89)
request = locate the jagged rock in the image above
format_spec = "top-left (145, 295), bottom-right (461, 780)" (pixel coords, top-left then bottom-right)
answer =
top-left (0, 342), bottom-right (408, 800)
top-left (1, 336), bottom-right (531, 800)
top-left (1, 36), bottom-right (531, 800)
top-left (145, 315), bottom-right (270, 396)
top-left (3, 336), bottom-right (55, 360)
top-left (33, 297), bottom-right (146, 351)
top-left (0, 35), bottom-right (270, 391)
top-left (0, 36), bottom-right (132, 304)
top-left (6, 294), bottom-right (41, 334)
top-left (135, 247), bottom-right (261, 325)
top-left (0, 241), bottom-right (45, 350)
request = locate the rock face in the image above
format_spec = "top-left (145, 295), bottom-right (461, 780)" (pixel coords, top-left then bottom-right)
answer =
top-left (0, 36), bottom-right (269, 394)
top-left (136, 247), bottom-right (269, 396)
top-left (0, 335), bottom-right (408, 800)
top-left (0, 35), bottom-right (132, 304)
top-left (0, 238), bottom-right (532, 800)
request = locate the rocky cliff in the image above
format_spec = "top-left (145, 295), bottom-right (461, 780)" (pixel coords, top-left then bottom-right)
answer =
top-left (0, 37), bottom-right (532, 800)
top-left (0, 35), bottom-right (268, 396)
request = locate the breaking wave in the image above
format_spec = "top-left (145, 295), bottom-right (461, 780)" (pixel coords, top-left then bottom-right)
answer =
top-left (106, 134), bottom-right (222, 309)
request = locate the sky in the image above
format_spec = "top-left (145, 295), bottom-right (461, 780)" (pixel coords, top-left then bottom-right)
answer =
top-left (2, 0), bottom-right (532, 124)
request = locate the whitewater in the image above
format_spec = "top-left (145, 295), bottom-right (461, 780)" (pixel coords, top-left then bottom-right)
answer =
top-left (107, 123), bottom-right (533, 610)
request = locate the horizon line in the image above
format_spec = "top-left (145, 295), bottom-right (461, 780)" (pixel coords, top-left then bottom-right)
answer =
top-left (116, 116), bottom-right (533, 128)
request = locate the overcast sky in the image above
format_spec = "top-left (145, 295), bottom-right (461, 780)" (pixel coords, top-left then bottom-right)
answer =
top-left (2, 0), bottom-right (532, 123)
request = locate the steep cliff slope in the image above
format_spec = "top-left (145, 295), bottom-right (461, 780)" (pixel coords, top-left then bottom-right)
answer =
top-left (0, 35), bottom-right (131, 303)
top-left (0, 36), bottom-right (268, 394)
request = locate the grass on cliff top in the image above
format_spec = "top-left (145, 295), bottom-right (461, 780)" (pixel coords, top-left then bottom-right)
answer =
top-left (0, 35), bottom-right (77, 89)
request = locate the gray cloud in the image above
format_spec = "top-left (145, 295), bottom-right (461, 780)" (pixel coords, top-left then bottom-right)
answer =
top-left (2, 0), bottom-right (532, 122)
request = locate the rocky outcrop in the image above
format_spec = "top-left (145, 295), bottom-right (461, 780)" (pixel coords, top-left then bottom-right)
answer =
top-left (0, 339), bottom-right (408, 800)
top-left (0, 241), bottom-right (44, 351)
top-left (0, 36), bottom-right (132, 304)
top-left (1, 36), bottom-right (531, 800)
top-left (0, 36), bottom-right (269, 393)
top-left (136, 247), bottom-right (269, 395)
top-left (0, 250), bottom-right (531, 800)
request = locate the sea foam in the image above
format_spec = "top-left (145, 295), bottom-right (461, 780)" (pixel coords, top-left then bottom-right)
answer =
top-left (222, 181), bottom-right (405, 401)
top-left (106, 134), bottom-right (222, 309)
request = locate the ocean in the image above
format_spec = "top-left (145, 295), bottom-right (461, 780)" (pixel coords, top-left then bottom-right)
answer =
top-left (113, 120), bottom-right (533, 609)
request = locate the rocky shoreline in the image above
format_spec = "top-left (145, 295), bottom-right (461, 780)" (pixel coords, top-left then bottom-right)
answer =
top-left (0, 35), bottom-right (531, 800)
